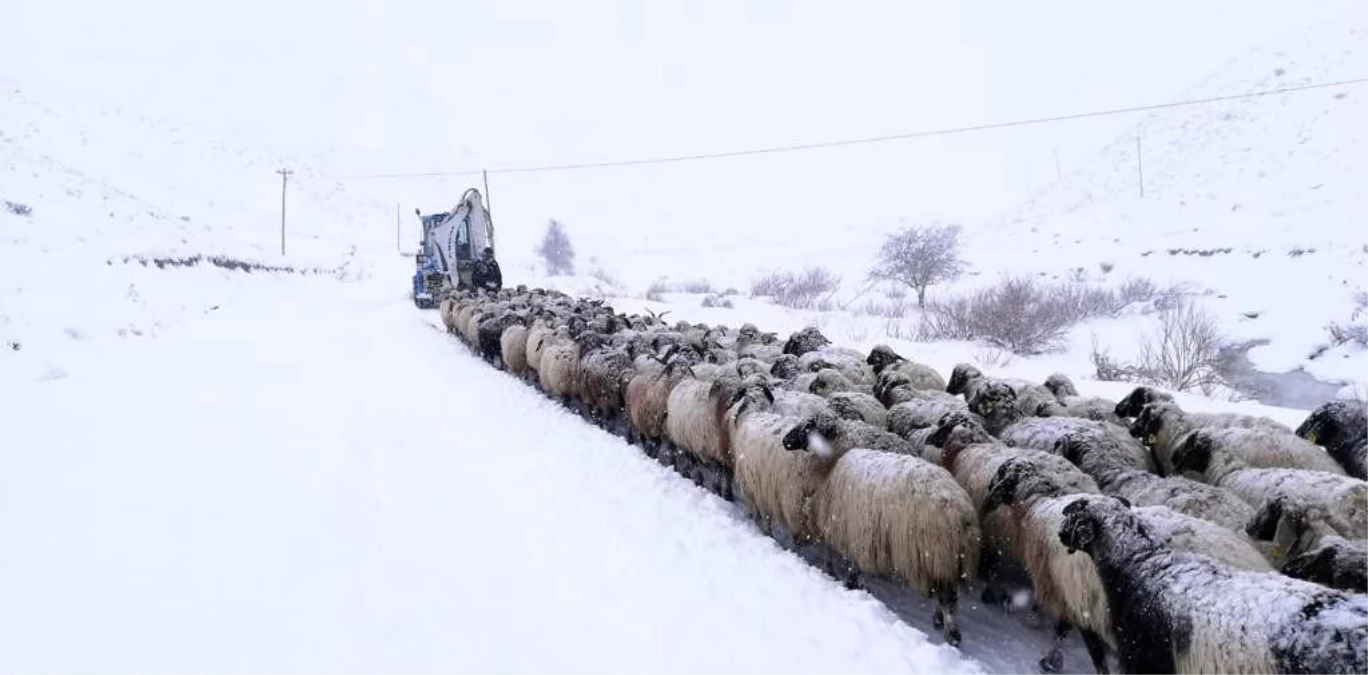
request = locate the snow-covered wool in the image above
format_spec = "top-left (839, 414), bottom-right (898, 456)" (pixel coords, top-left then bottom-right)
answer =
top-left (1247, 497), bottom-right (1367, 593)
top-left (997, 416), bottom-right (1154, 473)
top-left (729, 394), bottom-right (833, 543)
top-left (948, 364), bottom-right (1056, 421)
top-left (867, 344), bottom-right (947, 392)
top-left (768, 353), bottom-right (802, 381)
top-left (1059, 430), bottom-right (1255, 533)
top-left (1038, 396), bottom-right (1124, 426)
top-left (1181, 426), bottom-right (1347, 475)
top-left (1058, 496), bottom-right (1368, 675)
top-left (536, 328), bottom-right (582, 399)
top-left (1296, 400), bottom-right (1368, 479)
top-left (1171, 437), bottom-right (1368, 540)
top-left (781, 326), bottom-right (831, 357)
top-left (1130, 400), bottom-right (1291, 475)
top-left (500, 322), bottom-right (530, 376)
top-left (476, 311), bottom-right (522, 363)
top-left (886, 397), bottom-right (967, 440)
top-left (814, 448), bottom-right (981, 646)
top-left (439, 297), bottom-right (461, 333)
top-left (792, 368), bottom-right (859, 397)
top-left (769, 388), bottom-right (830, 419)
top-left (825, 391), bottom-right (887, 428)
top-left (1043, 373), bottom-right (1079, 399)
top-left (523, 319), bottom-right (556, 374)
top-left (732, 356), bottom-right (771, 379)
top-left (576, 331), bottom-right (638, 423)
top-left (625, 350), bottom-right (695, 442)
top-left (781, 409), bottom-right (917, 458)
top-left (925, 414), bottom-right (1100, 597)
top-left (665, 371), bottom-right (753, 467)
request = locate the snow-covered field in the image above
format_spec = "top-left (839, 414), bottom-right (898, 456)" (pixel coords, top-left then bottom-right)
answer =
top-left (2, 1), bottom-right (1365, 672)
top-left (0, 281), bottom-right (978, 673)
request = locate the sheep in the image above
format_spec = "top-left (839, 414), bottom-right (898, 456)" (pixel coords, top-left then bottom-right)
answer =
top-left (732, 356), bottom-right (771, 379)
top-left (1247, 496), bottom-right (1367, 593)
top-left (524, 319), bottom-right (556, 374)
top-left (537, 328), bottom-right (582, 399)
top-left (476, 310), bottom-right (522, 365)
top-left (1296, 400), bottom-right (1368, 479)
top-left (1131, 400), bottom-right (1296, 475)
top-left (1057, 496), bottom-right (1368, 675)
top-left (814, 447), bottom-right (981, 646)
top-left (500, 322), bottom-right (530, 376)
top-left (997, 416), bottom-right (1154, 473)
top-left (792, 368), bottom-right (859, 397)
top-left (576, 332), bottom-right (637, 428)
top-left (625, 350), bottom-right (695, 445)
top-left (924, 413), bottom-right (1100, 609)
top-left (825, 391), bottom-right (888, 428)
top-left (770, 388), bottom-right (830, 419)
top-left (665, 371), bottom-right (753, 468)
top-left (782, 409), bottom-right (918, 458)
top-left (439, 297), bottom-right (461, 333)
top-left (781, 326), bottom-right (830, 356)
top-left (1043, 373), bottom-right (1080, 399)
top-left (886, 397), bottom-right (968, 440)
top-left (1171, 434), bottom-right (1368, 540)
top-left (1039, 396), bottom-right (1125, 426)
top-left (947, 363), bottom-right (1056, 420)
top-left (729, 386), bottom-right (832, 544)
top-left (867, 344), bottom-right (947, 391)
top-left (769, 353), bottom-right (802, 381)
top-left (1058, 430), bottom-right (1256, 533)
top-left (1177, 426), bottom-right (1347, 476)
top-left (1116, 385), bottom-right (1291, 432)
top-left (976, 459), bottom-right (1115, 674)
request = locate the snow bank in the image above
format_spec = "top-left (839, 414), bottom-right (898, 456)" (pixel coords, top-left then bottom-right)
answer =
top-left (0, 289), bottom-right (981, 674)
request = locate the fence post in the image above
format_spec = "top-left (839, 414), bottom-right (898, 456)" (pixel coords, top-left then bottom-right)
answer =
top-left (277, 168), bottom-right (293, 255)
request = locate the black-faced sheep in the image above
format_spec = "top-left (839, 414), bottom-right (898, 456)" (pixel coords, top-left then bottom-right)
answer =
top-left (825, 391), bottom-right (888, 427)
top-left (867, 344), bottom-right (947, 392)
top-left (947, 364), bottom-right (1057, 421)
top-left (792, 368), bottom-right (860, 397)
top-left (1058, 496), bottom-right (1368, 675)
top-left (1247, 496), bottom-right (1367, 593)
top-left (576, 331), bottom-right (637, 428)
top-left (781, 409), bottom-right (917, 458)
top-left (1130, 401), bottom-right (1293, 475)
top-left (781, 326), bottom-right (831, 356)
top-left (1171, 435), bottom-right (1368, 540)
top-left (625, 350), bottom-right (695, 445)
top-left (729, 385), bottom-right (832, 544)
top-left (768, 353), bottom-right (802, 381)
top-left (886, 397), bottom-right (969, 440)
top-left (537, 327), bottom-right (582, 399)
top-left (997, 416), bottom-right (1154, 473)
top-left (814, 447), bottom-right (981, 646)
top-left (1296, 400), bottom-right (1368, 479)
top-left (1058, 430), bottom-right (1256, 534)
top-left (1176, 426), bottom-right (1347, 476)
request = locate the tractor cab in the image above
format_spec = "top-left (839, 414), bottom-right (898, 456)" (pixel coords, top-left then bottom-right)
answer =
top-left (410, 188), bottom-right (502, 308)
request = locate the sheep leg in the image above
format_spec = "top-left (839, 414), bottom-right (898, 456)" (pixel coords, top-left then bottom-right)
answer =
top-left (1079, 629), bottom-right (1110, 674)
top-left (933, 584), bottom-right (962, 646)
top-left (1038, 620), bottom-right (1071, 673)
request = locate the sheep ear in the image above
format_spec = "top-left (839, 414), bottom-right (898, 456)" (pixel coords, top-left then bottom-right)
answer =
top-left (1112, 495), bottom-right (1132, 508)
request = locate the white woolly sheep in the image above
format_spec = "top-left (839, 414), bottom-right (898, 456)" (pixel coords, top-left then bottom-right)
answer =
top-left (729, 388), bottom-right (833, 544)
top-left (825, 391), bottom-right (888, 427)
top-left (815, 447), bottom-right (981, 646)
top-left (1058, 430), bottom-right (1256, 533)
top-left (1246, 496), bottom-right (1367, 593)
top-left (1058, 496), bottom-right (1368, 675)
top-left (1130, 400), bottom-right (1293, 475)
top-left (781, 409), bottom-right (917, 458)
top-left (886, 397), bottom-right (968, 440)
top-left (537, 328), bottom-right (582, 399)
top-left (1180, 426), bottom-right (1347, 475)
top-left (997, 416), bottom-right (1154, 473)
top-left (626, 350), bottom-right (696, 444)
top-left (867, 344), bottom-right (947, 392)
top-left (500, 322), bottom-right (530, 376)
top-left (947, 363), bottom-right (1057, 420)
top-left (1171, 435), bottom-right (1368, 540)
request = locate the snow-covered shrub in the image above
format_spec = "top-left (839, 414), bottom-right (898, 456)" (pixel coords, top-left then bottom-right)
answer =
top-left (701, 294), bottom-right (734, 309)
top-left (750, 267), bottom-right (841, 309)
top-left (1093, 300), bottom-right (1229, 394)
top-left (917, 277), bottom-right (1109, 354)
top-left (4, 200), bottom-right (31, 216)
top-left (1326, 291), bottom-right (1368, 349)
top-left (1117, 275), bottom-right (1159, 304)
top-left (536, 219), bottom-right (575, 275)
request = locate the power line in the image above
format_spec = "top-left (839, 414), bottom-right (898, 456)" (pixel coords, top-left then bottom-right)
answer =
top-left (323, 77), bottom-right (1367, 180)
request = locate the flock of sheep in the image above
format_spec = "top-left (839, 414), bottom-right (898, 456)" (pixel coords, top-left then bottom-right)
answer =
top-left (437, 286), bottom-right (1368, 675)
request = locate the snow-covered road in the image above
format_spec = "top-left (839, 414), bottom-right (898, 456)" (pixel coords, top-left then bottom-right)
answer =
top-left (0, 287), bottom-right (980, 674)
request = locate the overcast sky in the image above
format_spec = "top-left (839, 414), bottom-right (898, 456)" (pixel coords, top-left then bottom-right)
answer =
top-left (4, 0), bottom-right (1364, 273)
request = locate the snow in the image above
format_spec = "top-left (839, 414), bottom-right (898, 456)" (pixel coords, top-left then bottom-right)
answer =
top-left (0, 283), bottom-right (980, 674)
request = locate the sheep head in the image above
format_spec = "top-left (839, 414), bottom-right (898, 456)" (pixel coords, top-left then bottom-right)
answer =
top-left (1128, 402), bottom-right (1175, 446)
top-left (865, 344), bottom-right (906, 373)
top-left (946, 363), bottom-right (982, 396)
top-left (770, 354), bottom-right (801, 380)
top-left (1170, 429), bottom-right (1216, 476)
top-left (1043, 373), bottom-right (1078, 399)
top-left (1295, 400), bottom-right (1368, 450)
top-left (1114, 385), bottom-right (1170, 419)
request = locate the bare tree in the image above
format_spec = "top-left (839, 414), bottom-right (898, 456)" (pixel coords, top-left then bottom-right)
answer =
top-left (1136, 300), bottom-right (1225, 394)
top-left (869, 223), bottom-right (967, 308)
top-left (536, 219), bottom-right (575, 276)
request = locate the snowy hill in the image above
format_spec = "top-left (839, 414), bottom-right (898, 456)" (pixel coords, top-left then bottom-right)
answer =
top-left (0, 79), bottom-right (400, 383)
top-left (967, 19), bottom-right (1368, 390)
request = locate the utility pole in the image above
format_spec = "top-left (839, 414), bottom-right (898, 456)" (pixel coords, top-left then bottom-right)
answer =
top-left (277, 168), bottom-right (293, 255)
top-left (1135, 137), bottom-right (1144, 199)
top-left (396, 202), bottom-right (402, 254)
top-left (482, 169), bottom-right (495, 252)
top-left (1053, 148), bottom-right (1063, 182)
